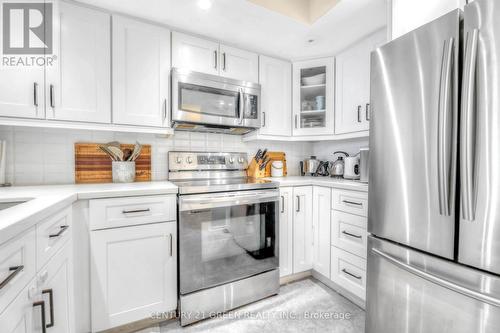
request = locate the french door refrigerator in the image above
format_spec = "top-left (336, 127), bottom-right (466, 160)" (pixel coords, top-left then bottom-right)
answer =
top-left (367, 0), bottom-right (500, 332)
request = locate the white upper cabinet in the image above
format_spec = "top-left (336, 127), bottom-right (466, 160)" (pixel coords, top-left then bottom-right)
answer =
top-left (335, 30), bottom-right (386, 135)
top-left (219, 44), bottom-right (258, 82)
top-left (172, 32), bottom-right (219, 75)
top-left (258, 56), bottom-right (292, 136)
top-left (46, 1), bottom-right (111, 123)
top-left (0, 66), bottom-right (44, 119)
top-left (112, 16), bottom-right (170, 127)
top-left (293, 58), bottom-right (335, 136)
top-left (172, 32), bottom-right (259, 82)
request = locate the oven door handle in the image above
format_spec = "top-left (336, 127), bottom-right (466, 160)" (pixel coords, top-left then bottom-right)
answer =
top-left (180, 190), bottom-right (279, 211)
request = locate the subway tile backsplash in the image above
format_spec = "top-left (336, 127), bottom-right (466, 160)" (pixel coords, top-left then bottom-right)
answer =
top-left (0, 126), bottom-right (314, 185)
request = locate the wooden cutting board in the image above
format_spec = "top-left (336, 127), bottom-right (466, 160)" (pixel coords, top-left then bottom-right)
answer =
top-left (75, 143), bottom-right (151, 184)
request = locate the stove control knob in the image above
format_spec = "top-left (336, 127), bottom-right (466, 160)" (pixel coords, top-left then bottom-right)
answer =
top-left (187, 156), bottom-right (193, 164)
top-left (228, 157), bottom-right (235, 164)
top-left (238, 157), bottom-right (245, 164)
top-left (176, 157), bottom-right (182, 164)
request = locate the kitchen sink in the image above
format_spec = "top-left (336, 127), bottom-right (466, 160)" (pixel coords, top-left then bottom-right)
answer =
top-left (0, 199), bottom-right (32, 211)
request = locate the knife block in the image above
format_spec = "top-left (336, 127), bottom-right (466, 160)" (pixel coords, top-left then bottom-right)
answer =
top-left (247, 159), bottom-right (268, 178)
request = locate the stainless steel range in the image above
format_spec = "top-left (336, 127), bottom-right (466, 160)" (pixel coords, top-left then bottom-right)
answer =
top-left (168, 151), bottom-right (280, 326)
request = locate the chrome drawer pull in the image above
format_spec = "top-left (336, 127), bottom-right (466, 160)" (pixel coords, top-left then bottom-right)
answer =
top-left (342, 230), bottom-right (362, 239)
top-left (49, 225), bottom-right (69, 238)
top-left (33, 300), bottom-right (47, 333)
top-left (122, 208), bottom-right (151, 214)
top-left (342, 268), bottom-right (362, 280)
top-left (280, 195), bottom-right (285, 213)
top-left (342, 200), bottom-right (362, 206)
top-left (0, 265), bottom-right (24, 290)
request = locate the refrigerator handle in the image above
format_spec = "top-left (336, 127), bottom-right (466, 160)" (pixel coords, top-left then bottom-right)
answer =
top-left (437, 38), bottom-right (455, 216)
top-left (371, 247), bottom-right (500, 307)
top-left (460, 29), bottom-right (479, 221)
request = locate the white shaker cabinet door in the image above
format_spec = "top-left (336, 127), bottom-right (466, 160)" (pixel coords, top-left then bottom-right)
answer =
top-left (46, 1), bottom-right (111, 123)
top-left (292, 186), bottom-right (313, 273)
top-left (279, 187), bottom-right (294, 277)
top-left (312, 186), bottom-right (331, 277)
top-left (0, 280), bottom-right (39, 333)
top-left (259, 56), bottom-right (292, 136)
top-left (112, 16), bottom-right (170, 127)
top-left (171, 32), bottom-right (219, 75)
top-left (0, 66), bottom-right (44, 119)
top-left (219, 44), bottom-right (259, 82)
top-left (90, 222), bottom-right (177, 332)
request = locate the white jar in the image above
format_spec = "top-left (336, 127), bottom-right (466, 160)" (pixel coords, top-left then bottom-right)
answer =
top-left (271, 161), bottom-right (284, 177)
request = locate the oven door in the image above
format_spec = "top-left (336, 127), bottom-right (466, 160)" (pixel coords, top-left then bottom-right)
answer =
top-left (178, 189), bottom-right (279, 295)
top-left (172, 69), bottom-right (260, 129)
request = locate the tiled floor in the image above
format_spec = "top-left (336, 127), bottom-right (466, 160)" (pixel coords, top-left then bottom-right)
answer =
top-left (138, 278), bottom-right (365, 333)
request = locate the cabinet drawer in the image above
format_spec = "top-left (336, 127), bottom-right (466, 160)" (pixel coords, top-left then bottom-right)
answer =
top-left (0, 227), bottom-right (36, 314)
top-left (89, 195), bottom-right (176, 230)
top-left (37, 207), bottom-right (72, 270)
top-left (331, 210), bottom-right (367, 258)
top-left (332, 189), bottom-right (368, 217)
top-left (330, 246), bottom-right (366, 300)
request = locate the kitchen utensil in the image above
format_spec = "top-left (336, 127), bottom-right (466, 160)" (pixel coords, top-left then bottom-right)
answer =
top-left (107, 146), bottom-right (124, 161)
top-left (313, 161), bottom-right (330, 177)
top-left (315, 96), bottom-right (325, 110)
top-left (271, 160), bottom-right (284, 177)
top-left (299, 161), bottom-right (305, 176)
top-left (330, 151), bottom-right (349, 178)
top-left (123, 148), bottom-right (133, 162)
top-left (99, 145), bottom-right (118, 161)
top-left (302, 156), bottom-right (320, 175)
top-left (344, 154), bottom-right (360, 180)
top-left (129, 142), bottom-right (143, 161)
top-left (260, 149), bottom-right (268, 161)
top-left (259, 157), bottom-right (270, 171)
top-left (254, 149), bottom-right (262, 162)
top-left (112, 161), bottom-right (136, 183)
top-left (360, 148), bottom-right (369, 183)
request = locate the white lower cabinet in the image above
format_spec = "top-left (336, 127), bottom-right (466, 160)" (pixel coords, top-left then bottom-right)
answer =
top-left (279, 187), bottom-right (294, 277)
top-left (0, 279), bottom-right (39, 333)
top-left (330, 246), bottom-right (367, 300)
top-left (37, 241), bottom-right (75, 333)
top-left (292, 186), bottom-right (313, 273)
top-left (90, 221), bottom-right (177, 332)
top-left (312, 187), bottom-right (331, 277)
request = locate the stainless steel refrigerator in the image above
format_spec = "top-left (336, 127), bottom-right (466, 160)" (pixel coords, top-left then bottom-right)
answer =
top-left (367, 0), bottom-right (500, 332)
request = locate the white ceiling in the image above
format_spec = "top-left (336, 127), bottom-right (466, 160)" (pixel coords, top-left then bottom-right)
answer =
top-left (75, 0), bottom-right (387, 60)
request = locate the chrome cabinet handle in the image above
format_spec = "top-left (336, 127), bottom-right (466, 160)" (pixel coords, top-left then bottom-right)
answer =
top-left (281, 195), bottom-right (284, 213)
top-left (262, 112), bottom-right (266, 127)
top-left (365, 103), bottom-right (370, 121)
top-left (296, 195), bottom-right (300, 212)
top-left (342, 230), bottom-right (362, 239)
top-left (295, 115), bottom-right (298, 129)
top-left (342, 200), bottom-right (362, 206)
top-left (122, 208), bottom-right (151, 214)
top-left (342, 268), bottom-right (362, 280)
top-left (0, 265), bottom-right (24, 290)
top-left (437, 37), bottom-right (455, 217)
top-left (238, 88), bottom-right (244, 124)
top-left (460, 29), bottom-right (479, 221)
top-left (42, 289), bottom-right (54, 328)
top-left (214, 50), bottom-right (218, 69)
top-left (372, 247), bottom-right (500, 307)
top-left (49, 84), bottom-right (55, 108)
top-left (169, 234), bottom-right (173, 257)
top-left (222, 52), bottom-right (226, 71)
top-left (357, 105), bottom-right (362, 122)
top-left (33, 301), bottom-right (47, 333)
top-left (49, 225), bottom-right (69, 238)
top-left (163, 98), bottom-right (168, 121)
top-left (33, 82), bottom-right (38, 107)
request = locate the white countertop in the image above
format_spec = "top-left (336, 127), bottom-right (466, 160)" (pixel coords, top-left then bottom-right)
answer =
top-left (265, 176), bottom-right (368, 192)
top-left (0, 181), bottom-right (178, 245)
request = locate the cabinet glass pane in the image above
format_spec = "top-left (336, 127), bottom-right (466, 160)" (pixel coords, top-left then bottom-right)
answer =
top-left (300, 66), bottom-right (326, 129)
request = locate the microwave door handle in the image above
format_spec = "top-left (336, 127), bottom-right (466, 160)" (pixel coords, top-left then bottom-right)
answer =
top-left (238, 88), bottom-right (244, 125)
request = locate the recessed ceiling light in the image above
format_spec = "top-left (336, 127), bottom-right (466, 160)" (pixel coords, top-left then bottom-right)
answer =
top-left (198, 0), bottom-right (212, 10)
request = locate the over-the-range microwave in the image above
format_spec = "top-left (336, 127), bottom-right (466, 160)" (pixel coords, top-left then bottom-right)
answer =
top-left (171, 68), bottom-right (261, 135)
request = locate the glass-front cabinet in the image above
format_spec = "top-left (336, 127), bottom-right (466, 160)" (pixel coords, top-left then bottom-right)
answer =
top-left (292, 58), bottom-right (335, 136)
